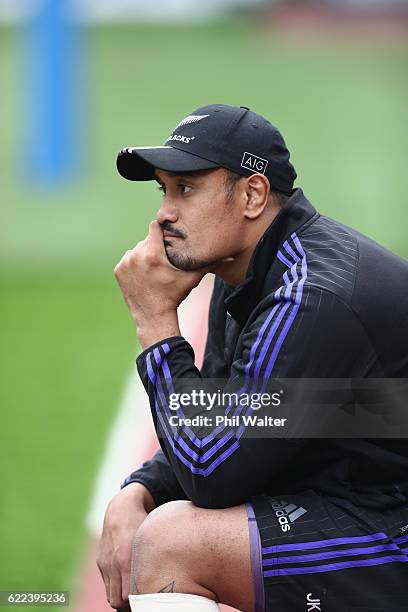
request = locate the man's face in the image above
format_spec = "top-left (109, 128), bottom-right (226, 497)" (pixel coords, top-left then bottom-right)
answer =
top-left (154, 167), bottom-right (243, 271)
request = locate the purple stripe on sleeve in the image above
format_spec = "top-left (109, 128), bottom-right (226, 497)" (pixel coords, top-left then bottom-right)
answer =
top-left (150, 367), bottom-right (241, 476)
top-left (154, 368), bottom-right (201, 461)
top-left (146, 355), bottom-right (204, 471)
top-left (146, 351), bottom-right (157, 385)
top-left (157, 300), bottom-right (286, 449)
top-left (201, 440), bottom-right (241, 475)
top-left (148, 353), bottom-right (202, 462)
top-left (159, 356), bottom-right (202, 447)
top-left (153, 352), bottom-right (239, 467)
top-left (151, 346), bottom-right (243, 471)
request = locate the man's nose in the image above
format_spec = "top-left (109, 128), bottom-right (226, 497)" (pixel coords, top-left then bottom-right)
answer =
top-left (156, 197), bottom-right (178, 225)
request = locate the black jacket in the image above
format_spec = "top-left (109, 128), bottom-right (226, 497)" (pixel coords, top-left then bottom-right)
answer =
top-left (121, 189), bottom-right (408, 510)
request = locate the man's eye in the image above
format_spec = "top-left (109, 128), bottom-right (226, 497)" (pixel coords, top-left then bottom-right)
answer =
top-left (180, 184), bottom-right (192, 194)
top-left (158, 185), bottom-right (166, 194)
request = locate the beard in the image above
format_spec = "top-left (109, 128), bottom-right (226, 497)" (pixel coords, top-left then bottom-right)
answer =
top-left (164, 241), bottom-right (218, 271)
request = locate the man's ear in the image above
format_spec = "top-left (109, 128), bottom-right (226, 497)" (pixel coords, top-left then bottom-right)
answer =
top-left (243, 173), bottom-right (271, 220)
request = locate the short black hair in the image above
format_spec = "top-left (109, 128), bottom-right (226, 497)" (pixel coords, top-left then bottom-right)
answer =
top-left (223, 169), bottom-right (290, 206)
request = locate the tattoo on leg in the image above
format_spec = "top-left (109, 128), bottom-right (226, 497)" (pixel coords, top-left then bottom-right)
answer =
top-left (129, 580), bottom-right (175, 596)
top-left (130, 537), bottom-right (176, 596)
top-left (158, 581), bottom-right (175, 593)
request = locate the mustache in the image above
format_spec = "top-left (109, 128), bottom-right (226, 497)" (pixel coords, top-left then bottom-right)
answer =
top-left (160, 221), bottom-right (186, 240)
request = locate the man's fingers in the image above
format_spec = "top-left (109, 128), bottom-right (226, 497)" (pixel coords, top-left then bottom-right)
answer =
top-left (147, 220), bottom-right (165, 252)
top-left (108, 565), bottom-right (126, 610)
top-left (118, 565), bottom-right (132, 612)
top-left (148, 219), bottom-right (161, 237)
top-left (100, 570), bottom-right (110, 603)
top-left (121, 567), bottom-right (131, 602)
top-left (96, 554), bottom-right (111, 603)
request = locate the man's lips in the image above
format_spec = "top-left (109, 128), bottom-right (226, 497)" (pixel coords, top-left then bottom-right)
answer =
top-left (163, 232), bottom-right (182, 239)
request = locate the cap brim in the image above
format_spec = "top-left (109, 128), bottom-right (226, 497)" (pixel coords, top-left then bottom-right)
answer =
top-left (117, 146), bottom-right (219, 181)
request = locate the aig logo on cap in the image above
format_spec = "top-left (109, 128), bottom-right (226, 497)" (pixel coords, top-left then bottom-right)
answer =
top-left (241, 151), bottom-right (269, 174)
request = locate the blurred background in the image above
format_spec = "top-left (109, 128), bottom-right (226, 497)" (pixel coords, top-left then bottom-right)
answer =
top-left (1, 0), bottom-right (407, 610)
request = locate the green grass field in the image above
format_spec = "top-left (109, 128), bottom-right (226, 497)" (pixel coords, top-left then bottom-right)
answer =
top-left (0, 18), bottom-right (407, 609)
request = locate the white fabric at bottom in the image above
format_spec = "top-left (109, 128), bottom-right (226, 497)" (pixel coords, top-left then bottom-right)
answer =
top-left (129, 592), bottom-right (220, 611)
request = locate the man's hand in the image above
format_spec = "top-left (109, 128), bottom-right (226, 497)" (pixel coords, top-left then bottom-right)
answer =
top-left (97, 483), bottom-right (155, 610)
top-left (114, 221), bottom-right (208, 349)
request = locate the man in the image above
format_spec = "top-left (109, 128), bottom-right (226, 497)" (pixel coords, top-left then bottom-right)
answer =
top-left (97, 104), bottom-right (408, 612)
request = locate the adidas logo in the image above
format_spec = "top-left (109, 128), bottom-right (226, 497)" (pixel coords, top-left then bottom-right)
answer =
top-left (271, 499), bottom-right (307, 533)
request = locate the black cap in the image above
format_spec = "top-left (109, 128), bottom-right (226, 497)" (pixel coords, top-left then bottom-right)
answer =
top-left (117, 104), bottom-right (296, 195)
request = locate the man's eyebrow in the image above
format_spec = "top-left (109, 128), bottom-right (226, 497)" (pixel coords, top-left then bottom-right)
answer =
top-left (154, 172), bottom-right (199, 182)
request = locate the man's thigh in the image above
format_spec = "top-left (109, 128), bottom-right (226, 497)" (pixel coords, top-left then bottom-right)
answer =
top-left (251, 490), bottom-right (408, 612)
top-left (131, 500), bottom-right (256, 612)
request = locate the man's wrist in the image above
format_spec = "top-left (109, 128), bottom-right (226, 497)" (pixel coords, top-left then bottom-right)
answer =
top-left (123, 481), bottom-right (156, 513)
top-left (135, 309), bottom-right (180, 350)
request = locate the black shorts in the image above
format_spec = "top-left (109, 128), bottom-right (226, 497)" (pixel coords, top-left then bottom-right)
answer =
top-left (246, 491), bottom-right (408, 612)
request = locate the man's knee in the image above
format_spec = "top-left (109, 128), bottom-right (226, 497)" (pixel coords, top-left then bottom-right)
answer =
top-left (133, 500), bottom-right (194, 566)
top-left (131, 500), bottom-right (216, 597)
top-left (130, 500), bottom-right (253, 611)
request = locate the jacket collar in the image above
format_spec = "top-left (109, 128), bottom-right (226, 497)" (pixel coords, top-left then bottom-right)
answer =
top-left (223, 188), bottom-right (318, 325)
